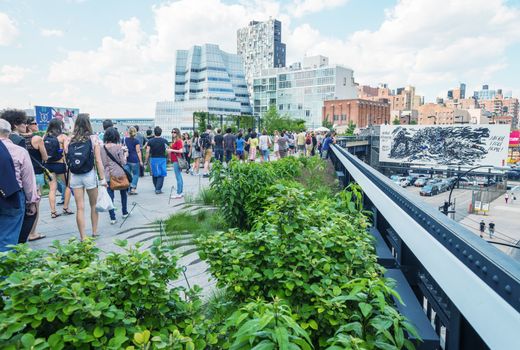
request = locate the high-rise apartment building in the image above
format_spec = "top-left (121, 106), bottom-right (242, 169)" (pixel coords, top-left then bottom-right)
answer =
top-left (237, 19), bottom-right (286, 98)
top-left (155, 44), bottom-right (252, 131)
top-left (252, 56), bottom-right (357, 128)
top-left (472, 85), bottom-right (518, 127)
top-left (447, 83), bottom-right (466, 100)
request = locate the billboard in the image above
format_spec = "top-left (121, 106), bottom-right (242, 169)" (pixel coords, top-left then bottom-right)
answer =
top-left (34, 106), bottom-right (79, 132)
top-left (379, 124), bottom-right (510, 167)
top-left (509, 130), bottom-right (520, 147)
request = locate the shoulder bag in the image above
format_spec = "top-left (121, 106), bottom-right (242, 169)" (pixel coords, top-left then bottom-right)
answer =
top-left (104, 145), bottom-right (132, 190)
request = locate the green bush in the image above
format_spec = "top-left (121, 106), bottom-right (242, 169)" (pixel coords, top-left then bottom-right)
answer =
top-left (199, 183), bottom-right (416, 347)
top-left (222, 298), bottom-right (313, 350)
top-left (0, 239), bottom-right (208, 349)
top-left (210, 157), bottom-right (303, 230)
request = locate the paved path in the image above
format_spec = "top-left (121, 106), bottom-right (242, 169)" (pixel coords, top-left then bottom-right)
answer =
top-left (28, 170), bottom-right (216, 296)
top-left (459, 192), bottom-right (520, 260)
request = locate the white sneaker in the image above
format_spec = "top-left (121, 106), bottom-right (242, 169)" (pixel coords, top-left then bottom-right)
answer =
top-left (110, 220), bottom-right (117, 225)
top-left (122, 213), bottom-right (129, 219)
top-left (171, 193), bottom-right (184, 199)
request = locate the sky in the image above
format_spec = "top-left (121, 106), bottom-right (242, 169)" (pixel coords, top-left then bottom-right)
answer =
top-left (1, 0), bottom-right (520, 118)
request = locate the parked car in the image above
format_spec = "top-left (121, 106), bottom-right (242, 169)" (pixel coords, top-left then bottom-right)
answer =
top-left (438, 181), bottom-right (450, 192)
top-left (393, 177), bottom-right (409, 187)
top-left (420, 184), bottom-right (440, 196)
top-left (506, 170), bottom-right (520, 181)
top-left (406, 175), bottom-right (421, 185)
top-left (414, 178), bottom-right (428, 187)
top-left (427, 178), bottom-right (442, 185)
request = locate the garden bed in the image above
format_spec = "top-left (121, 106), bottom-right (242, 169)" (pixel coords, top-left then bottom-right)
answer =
top-left (0, 156), bottom-right (418, 349)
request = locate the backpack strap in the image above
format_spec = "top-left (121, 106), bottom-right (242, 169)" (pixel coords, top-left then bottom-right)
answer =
top-left (104, 145), bottom-right (132, 181)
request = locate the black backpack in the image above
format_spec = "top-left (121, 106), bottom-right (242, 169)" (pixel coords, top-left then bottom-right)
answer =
top-left (200, 132), bottom-right (211, 150)
top-left (44, 135), bottom-right (61, 162)
top-left (67, 139), bottom-right (94, 174)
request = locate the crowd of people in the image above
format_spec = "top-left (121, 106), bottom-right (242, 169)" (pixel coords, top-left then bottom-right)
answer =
top-left (0, 109), bottom-right (336, 250)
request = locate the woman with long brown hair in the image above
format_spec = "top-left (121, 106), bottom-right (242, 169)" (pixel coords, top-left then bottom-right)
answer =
top-left (65, 114), bottom-right (106, 241)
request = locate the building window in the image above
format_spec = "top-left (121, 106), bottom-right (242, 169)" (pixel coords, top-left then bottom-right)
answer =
top-left (279, 104), bottom-right (283, 110)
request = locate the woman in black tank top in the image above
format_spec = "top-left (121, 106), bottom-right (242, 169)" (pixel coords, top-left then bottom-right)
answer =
top-left (24, 134), bottom-right (44, 175)
top-left (20, 119), bottom-right (49, 242)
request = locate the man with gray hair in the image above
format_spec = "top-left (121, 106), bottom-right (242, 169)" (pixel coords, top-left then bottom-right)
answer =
top-left (0, 118), bottom-right (39, 251)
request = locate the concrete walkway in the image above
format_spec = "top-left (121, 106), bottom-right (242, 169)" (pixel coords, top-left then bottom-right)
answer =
top-left (28, 169), bottom-right (216, 295)
top-left (459, 192), bottom-right (520, 260)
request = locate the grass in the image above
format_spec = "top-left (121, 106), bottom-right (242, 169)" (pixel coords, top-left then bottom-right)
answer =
top-left (164, 210), bottom-right (227, 239)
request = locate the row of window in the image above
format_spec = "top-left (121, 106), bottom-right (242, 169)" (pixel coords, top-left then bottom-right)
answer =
top-left (208, 107), bottom-right (241, 113)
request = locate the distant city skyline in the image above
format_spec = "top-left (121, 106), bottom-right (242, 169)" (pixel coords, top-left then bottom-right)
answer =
top-left (1, 0), bottom-right (520, 118)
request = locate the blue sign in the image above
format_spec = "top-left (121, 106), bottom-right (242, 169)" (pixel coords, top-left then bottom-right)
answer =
top-left (34, 106), bottom-right (79, 132)
top-left (34, 106), bottom-right (53, 130)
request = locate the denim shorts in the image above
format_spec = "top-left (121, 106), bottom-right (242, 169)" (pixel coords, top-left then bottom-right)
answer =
top-left (69, 169), bottom-right (98, 190)
top-left (35, 173), bottom-right (45, 188)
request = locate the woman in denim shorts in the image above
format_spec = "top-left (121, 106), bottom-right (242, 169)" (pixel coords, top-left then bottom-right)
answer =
top-left (65, 114), bottom-right (107, 241)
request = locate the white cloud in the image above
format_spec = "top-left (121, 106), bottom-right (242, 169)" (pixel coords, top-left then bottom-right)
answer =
top-left (290, 0), bottom-right (349, 18)
top-left (0, 65), bottom-right (30, 84)
top-left (40, 28), bottom-right (64, 37)
top-left (285, 0), bottom-right (520, 100)
top-left (47, 0), bottom-right (285, 117)
top-left (44, 0), bottom-right (520, 116)
top-left (0, 12), bottom-right (18, 46)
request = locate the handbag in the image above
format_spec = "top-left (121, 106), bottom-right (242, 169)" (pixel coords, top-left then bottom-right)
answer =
top-left (178, 154), bottom-right (189, 170)
top-left (104, 145), bottom-right (132, 190)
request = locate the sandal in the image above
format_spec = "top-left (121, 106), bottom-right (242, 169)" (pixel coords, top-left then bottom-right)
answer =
top-left (51, 211), bottom-right (61, 219)
top-left (63, 208), bottom-right (74, 215)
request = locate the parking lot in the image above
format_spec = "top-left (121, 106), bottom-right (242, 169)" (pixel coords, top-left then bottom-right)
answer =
top-left (405, 185), bottom-right (474, 222)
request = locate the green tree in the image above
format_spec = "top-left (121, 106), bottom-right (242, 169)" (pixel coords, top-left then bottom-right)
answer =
top-left (261, 106), bottom-right (306, 133)
top-left (344, 121), bottom-right (356, 136)
top-left (410, 120), bottom-right (417, 125)
top-left (322, 118), bottom-right (333, 130)
top-left (392, 117), bottom-right (401, 125)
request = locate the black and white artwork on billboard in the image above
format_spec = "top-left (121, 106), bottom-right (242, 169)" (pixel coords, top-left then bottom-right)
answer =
top-left (379, 125), bottom-right (510, 167)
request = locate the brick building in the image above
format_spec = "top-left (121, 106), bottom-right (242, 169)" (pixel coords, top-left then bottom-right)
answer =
top-left (322, 99), bottom-right (390, 128)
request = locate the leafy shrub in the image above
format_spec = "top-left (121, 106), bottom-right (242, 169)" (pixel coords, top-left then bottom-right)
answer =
top-left (0, 239), bottom-right (208, 349)
top-left (222, 298), bottom-right (313, 350)
top-left (199, 183), bottom-right (415, 347)
top-left (210, 158), bottom-right (302, 230)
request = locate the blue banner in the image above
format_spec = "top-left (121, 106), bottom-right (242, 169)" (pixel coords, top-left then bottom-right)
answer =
top-left (34, 106), bottom-right (79, 132)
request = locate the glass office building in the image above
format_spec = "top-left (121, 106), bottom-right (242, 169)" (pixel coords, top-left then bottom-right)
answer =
top-left (252, 56), bottom-right (357, 128)
top-left (155, 44), bottom-right (252, 131)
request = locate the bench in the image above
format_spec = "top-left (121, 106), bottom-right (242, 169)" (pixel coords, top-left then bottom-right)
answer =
top-left (385, 269), bottom-right (440, 350)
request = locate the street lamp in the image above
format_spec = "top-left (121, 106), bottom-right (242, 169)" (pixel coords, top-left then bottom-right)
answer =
top-left (427, 115), bottom-right (437, 125)
top-left (444, 165), bottom-right (493, 215)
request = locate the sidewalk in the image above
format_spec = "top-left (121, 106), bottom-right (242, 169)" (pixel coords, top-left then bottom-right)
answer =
top-left (459, 192), bottom-right (520, 259)
top-left (28, 170), bottom-right (215, 295)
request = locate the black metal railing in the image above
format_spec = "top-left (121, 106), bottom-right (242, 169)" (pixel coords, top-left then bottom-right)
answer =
top-left (330, 144), bottom-right (520, 350)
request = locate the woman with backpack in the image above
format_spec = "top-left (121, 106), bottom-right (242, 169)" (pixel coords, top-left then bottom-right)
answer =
top-left (101, 127), bottom-right (129, 225)
top-left (189, 131), bottom-right (201, 176)
top-left (44, 118), bottom-right (73, 218)
top-left (65, 114), bottom-right (106, 241)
